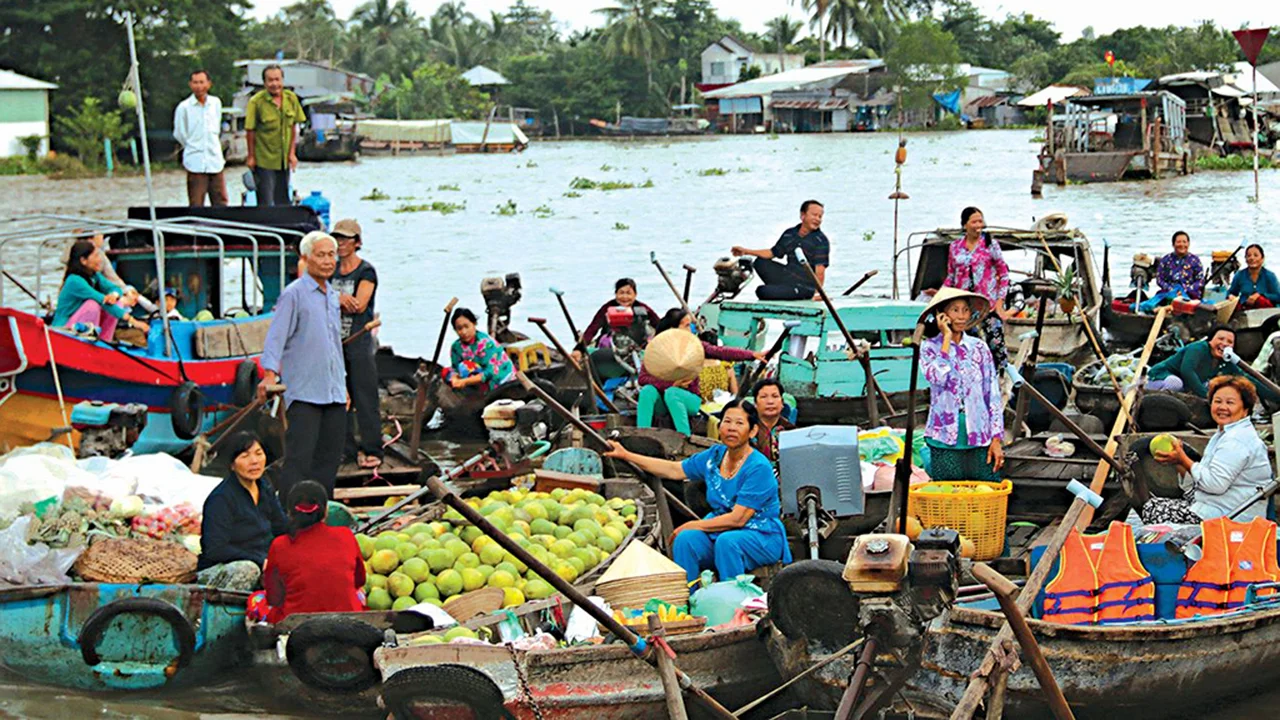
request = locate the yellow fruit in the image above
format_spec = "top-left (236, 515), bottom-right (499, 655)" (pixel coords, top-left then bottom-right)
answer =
top-left (905, 517), bottom-right (924, 541)
top-left (959, 535), bottom-right (977, 559)
top-left (460, 567), bottom-right (486, 592)
top-left (1151, 433), bottom-right (1176, 455)
top-left (488, 570), bottom-right (516, 588)
top-left (502, 587), bottom-right (526, 608)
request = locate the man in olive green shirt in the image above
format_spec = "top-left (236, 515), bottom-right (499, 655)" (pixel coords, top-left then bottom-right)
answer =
top-left (245, 64), bottom-right (304, 206)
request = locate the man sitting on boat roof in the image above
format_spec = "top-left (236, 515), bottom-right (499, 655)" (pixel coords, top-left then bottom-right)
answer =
top-left (731, 200), bottom-right (830, 301)
top-left (1136, 230), bottom-right (1204, 313)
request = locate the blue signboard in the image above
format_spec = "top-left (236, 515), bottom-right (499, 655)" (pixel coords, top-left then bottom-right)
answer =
top-left (1094, 77), bottom-right (1151, 95)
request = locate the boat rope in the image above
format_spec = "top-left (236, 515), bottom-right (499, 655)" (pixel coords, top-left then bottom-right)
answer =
top-left (42, 323), bottom-right (74, 450)
top-left (505, 641), bottom-right (546, 720)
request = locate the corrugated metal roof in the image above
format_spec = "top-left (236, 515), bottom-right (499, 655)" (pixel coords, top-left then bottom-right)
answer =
top-left (966, 95), bottom-right (1008, 109)
top-left (461, 65), bottom-right (510, 86)
top-left (702, 61), bottom-right (883, 99)
top-left (0, 69), bottom-right (57, 91)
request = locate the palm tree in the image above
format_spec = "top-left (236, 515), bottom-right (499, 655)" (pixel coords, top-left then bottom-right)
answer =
top-left (806, 0), bottom-right (913, 56)
top-left (792, 0), bottom-right (827, 61)
top-left (350, 0), bottom-right (415, 42)
top-left (763, 15), bottom-right (804, 55)
top-left (594, 0), bottom-right (669, 93)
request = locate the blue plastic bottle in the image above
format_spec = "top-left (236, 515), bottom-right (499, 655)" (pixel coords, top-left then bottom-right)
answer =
top-left (300, 190), bottom-right (331, 230)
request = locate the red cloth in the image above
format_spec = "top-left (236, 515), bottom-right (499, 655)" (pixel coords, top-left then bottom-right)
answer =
top-left (1246, 296), bottom-right (1275, 309)
top-left (264, 523), bottom-right (366, 619)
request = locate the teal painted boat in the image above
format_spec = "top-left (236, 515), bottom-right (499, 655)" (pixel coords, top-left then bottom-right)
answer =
top-left (704, 297), bottom-right (924, 425)
top-left (0, 583), bottom-right (250, 691)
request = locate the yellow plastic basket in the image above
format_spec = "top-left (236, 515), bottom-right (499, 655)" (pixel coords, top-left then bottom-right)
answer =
top-left (907, 480), bottom-right (1012, 560)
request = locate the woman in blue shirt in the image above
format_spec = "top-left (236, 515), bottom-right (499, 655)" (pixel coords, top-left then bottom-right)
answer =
top-left (1227, 244), bottom-right (1280, 309)
top-left (605, 400), bottom-right (791, 581)
top-left (53, 240), bottom-right (149, 341)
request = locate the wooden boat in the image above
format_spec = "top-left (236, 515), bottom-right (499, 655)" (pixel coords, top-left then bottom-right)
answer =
top-left (0, 209), bottom-right (317, 455)
top-left (375, 622), bottom-right (775, 719)
top-left (1072, 361), bottom-right (1210, 430)
top-left (0, 583), bottom-right (249, 692)
top-left (296, 95), bottom-right (362, 162)
top-left (906, 225), bottom-right (1105, 366)
top-left (701, 296), bottom-right (922, 428)
top-left (247, 480), bottom-right (654, 716)
top-left (1038, 91), bottom-right (1193, 184)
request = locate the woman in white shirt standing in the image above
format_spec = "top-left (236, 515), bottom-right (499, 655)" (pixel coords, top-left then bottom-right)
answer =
top-left (173, 69), bottom-right (226, 207)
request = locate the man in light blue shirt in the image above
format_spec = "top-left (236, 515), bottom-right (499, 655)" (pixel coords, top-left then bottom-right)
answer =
top-left (260, 231), bottom-right (346, 500)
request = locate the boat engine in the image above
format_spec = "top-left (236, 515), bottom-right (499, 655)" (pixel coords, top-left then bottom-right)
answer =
top-left (1208, 249), bottom-right (1241, 289)
top-left (604, 306), bottom-right (646, 366)
top-left (482, 398), bottom-right (549, 461)
top-left (710, 257), bottom-right (755, 302)
top-left (1128, 253), bottom-right (1157, 298)
top-left (778, 425), bottom-right (864, 560)
top-left (69, 401), bottom-right (148, 459)
top-left (843, 528), bottom-right (961, 647)
top-left (481, 272), bottom-right (523, 342)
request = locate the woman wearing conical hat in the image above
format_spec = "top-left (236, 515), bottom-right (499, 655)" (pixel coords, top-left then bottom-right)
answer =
top-left (920, 289), bottom-right (1005, 481)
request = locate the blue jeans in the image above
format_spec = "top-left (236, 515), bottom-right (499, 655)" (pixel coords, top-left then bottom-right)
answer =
top-left (672, 528), bottom-right (785, 582)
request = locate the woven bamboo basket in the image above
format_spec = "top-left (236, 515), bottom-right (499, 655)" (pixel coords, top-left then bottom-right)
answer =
top-left (74, 537), bottom-right (198, 585)
top-left (596, 572), bottom-right (690, 610)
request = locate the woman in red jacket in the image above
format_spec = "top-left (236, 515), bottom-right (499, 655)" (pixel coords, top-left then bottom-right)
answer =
top-left (264, 481), bottom-right (366, 619)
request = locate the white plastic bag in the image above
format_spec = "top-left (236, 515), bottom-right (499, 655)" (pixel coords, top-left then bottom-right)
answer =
top-left (107, 454), bottom-right (221, 509)
top-left (0, 517), bottom-right (82, 585)
top-left (565, 596), bottom-right (611, 643)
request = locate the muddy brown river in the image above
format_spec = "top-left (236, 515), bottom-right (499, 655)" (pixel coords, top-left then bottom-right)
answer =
top-left (2, 131), bottom-right (1278, 717)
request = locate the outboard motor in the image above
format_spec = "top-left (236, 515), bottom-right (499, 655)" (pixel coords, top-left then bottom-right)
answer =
top-left (1128, 253), bottom-right (1158, 307)
top-left (778, 425), bottom-right (864, 560)
top-left (482, 398), bottom-right (548, 461)
top-left (481, 273), bottom-right (523, 341)
top-left (604, 305), bottom-right (647, 363)
top-left (1208, 249), bottom-right (1241, 289)
top-left (708, 257), bottom-right (755, 303)
top-left (69, 401), bottom-right (148, 458)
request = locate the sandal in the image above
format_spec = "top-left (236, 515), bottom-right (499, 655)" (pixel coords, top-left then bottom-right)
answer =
top-left (358, 453), bottom-right (383, 470)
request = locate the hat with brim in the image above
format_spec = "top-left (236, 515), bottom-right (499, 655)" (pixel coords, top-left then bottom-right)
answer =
top-left (920, 288), bottom-right (990, 331)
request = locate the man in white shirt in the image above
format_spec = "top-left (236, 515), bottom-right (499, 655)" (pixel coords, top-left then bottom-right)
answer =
top-left (172, 69), bottom-right (227, 207)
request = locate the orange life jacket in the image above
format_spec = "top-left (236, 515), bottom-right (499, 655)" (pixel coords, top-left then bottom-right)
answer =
top-left (1042, 521), bottom-right (1155, 625)
top-left (1176, 516), bottom-right (1280, 619)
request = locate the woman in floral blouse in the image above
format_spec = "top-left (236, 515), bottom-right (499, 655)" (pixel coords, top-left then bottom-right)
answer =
top-left (942, 206), bottom-right (1011, 368)
top-left (447, 308), bottom-right (516, 393)
top-left (920, 289), bottom-right (1005, 481)
top-left (1137, 230), bottom-right (1204, 313)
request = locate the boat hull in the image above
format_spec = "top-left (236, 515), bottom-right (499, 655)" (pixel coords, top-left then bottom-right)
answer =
top-left (0, 308), bottom-right (253, 454)
top-left (0, 583), bottom-right (249, 692)
top-left (376, 623), bottom-right (778, 719)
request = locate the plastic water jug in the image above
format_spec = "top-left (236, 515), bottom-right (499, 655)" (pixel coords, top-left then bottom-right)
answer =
top-left (689, 571), bottom-right (763, 627)
top-left (300, 190), bottom-right (331, 230)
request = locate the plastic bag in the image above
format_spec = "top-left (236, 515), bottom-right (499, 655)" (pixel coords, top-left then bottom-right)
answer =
top-left (118, 454), bottom-right (220, 509)
top-left (858, 428), bottom-right (905, 465)
top-left (565, 596), bottom-right (611, 643)
top-left (0, 516), bottom-right (82, 585)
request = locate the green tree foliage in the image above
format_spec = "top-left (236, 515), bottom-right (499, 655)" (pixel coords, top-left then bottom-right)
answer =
top-left (244, 0), bottom-right (347, 65)
top-left (55, 97), bottom-right (133, 167)
top-left (763, 15), bottom-right (805, 54)
top-left (595, 0), bottom-right (670, 94)
top-left (0, 0), bottom-right (244, 149)
top-left (884, 20), bottom-right (963, 109)
top-left (371, 62), bottom-right (490, 120)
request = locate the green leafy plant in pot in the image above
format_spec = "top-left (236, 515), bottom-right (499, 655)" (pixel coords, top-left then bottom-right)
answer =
top-left (1054, 265), bottom-right (1079, 315)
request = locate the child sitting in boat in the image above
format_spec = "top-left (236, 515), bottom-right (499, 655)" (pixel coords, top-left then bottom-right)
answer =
top-left (263, 481), bottom-right (366, 620)
top-left (53, 239), bottom-right (150, 341)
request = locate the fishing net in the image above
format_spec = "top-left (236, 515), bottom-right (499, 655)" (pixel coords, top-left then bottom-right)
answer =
top-left (74, 537), bottom-right (197, 584)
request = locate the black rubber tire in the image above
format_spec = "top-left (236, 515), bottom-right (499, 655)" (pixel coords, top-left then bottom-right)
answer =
top-left (285, 617), bottom-right (384, 693)
top-left (768, 559), bottom-right (860, 652)
top-left (78, 596), bottom-right (196, 669)
top-left (170, 381), bottom-right (205, 440)
top-left (381, 664), bottom-right (514, 720)
top-left (233, 360), bottom-right (260, 407)
top-left (1136, 393), bottom-right (1193, 432)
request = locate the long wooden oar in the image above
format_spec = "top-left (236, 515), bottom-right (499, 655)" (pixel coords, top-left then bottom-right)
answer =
top-left (651, 252), bottom-right (699, 328)
top-left (411, 298), bottom-right (458, 452)
top-left (949, 306), bottom-right (1168, 720)
top-left (342, 315), bottom-right (381, 346)
top-left (354, 452), bottom-right (490, 534)
top-left (421, 471), bottom-right (736, 719)
top-left (529, 315), bottom-right (619, 413)
top-left (736, 320), bottom-right (800, 400)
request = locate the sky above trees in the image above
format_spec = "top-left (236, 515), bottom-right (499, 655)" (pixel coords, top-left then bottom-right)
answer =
top-left (248, 0), bottom-right (1274, 44)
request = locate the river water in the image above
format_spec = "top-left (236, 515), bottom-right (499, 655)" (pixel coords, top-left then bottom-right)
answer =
top-left (2, 131), bottom-right (1279, 717)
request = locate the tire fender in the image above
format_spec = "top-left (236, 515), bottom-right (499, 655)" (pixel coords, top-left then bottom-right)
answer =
top-left (768, 559), bottom-right (861, 652)
top-left (78, 596), bottom-right (196, 670)
top-left (380, 664), bottom-right (514, 720)
top-left (170, 381), bottom-right (205, 440)
top-left (233, 360), bottom-right (260, 407)
top-left (285, 617), bottom-right (384, 693)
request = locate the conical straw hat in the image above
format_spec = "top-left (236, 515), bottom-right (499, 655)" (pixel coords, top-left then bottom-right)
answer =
top-left (921, 287), bottom-right (990, 331)
top-left (596, 539), bottom-right (685, 583)
top-left (643, 329), bottom-right (705, 383)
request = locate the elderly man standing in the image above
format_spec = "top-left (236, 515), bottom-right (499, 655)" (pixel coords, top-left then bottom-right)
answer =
top-left (173, 69), bottom-right (226, 206)
top-left (246, 64), bottom-right (304, 207)
top-left (260, 231), bottom-right (347, 501)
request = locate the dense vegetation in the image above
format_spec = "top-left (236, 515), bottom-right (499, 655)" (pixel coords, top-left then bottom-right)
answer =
top-left (2, 0), bottom-right (1275, 160)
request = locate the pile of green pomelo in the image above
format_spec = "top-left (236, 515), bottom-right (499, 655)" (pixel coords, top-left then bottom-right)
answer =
top-left (357, 487), bottom-right (637, 614)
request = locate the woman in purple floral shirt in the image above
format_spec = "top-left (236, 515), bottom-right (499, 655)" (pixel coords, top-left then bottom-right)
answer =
top-left (920, 289), bottom-right (1005, 481)
top-left (1137, 230), bottom-right (1204, 313)
top-left (447, 308), bottom-right (517, 394)
top-left (942, 207), bottom-right (1011, 368)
